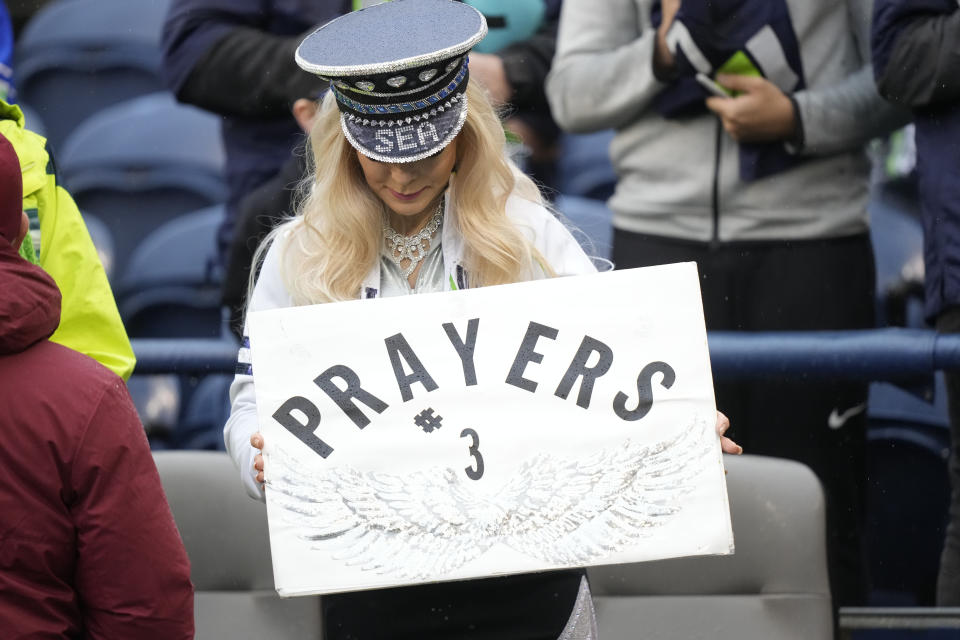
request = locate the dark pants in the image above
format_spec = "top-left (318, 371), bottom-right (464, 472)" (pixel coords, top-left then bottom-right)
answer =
top-left (322, 569), bottom-right (584, 639)
top-left (613, 229), bottom-right (876, 607)
top-left (937, 307), bottom-right (960, 605)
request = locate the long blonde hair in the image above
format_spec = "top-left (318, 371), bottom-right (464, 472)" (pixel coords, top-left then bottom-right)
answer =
top-left (264, 80), bottom-right (552, 305)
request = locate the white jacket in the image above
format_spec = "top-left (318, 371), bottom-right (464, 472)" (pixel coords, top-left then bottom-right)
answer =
top-left (225, 192), bottom-right (597, 499)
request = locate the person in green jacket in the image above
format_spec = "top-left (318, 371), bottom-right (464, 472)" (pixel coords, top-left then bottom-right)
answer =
top-left (0, 100), bottom-right (135, 380)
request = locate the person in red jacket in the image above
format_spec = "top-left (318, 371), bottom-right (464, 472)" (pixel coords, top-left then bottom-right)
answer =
top-left (0, 133), bottom-right (194, 638)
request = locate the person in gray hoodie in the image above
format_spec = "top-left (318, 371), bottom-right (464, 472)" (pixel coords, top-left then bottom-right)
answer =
top-left (547, 0), bottom-right (906, 607)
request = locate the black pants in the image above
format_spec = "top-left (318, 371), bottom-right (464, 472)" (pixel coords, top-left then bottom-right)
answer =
top-left (322, 569), bottom-right (584, 639)
top-left (937, 307), bottom-right (960, 605)
top-left (613, 229), bottom-right (876, 607)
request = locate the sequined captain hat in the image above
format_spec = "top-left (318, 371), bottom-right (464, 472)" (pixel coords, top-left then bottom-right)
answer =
top-left (296, 0), bottom-right (487, 163)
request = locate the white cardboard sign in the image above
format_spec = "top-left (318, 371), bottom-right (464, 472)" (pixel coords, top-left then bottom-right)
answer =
top-left (249, 263), bottom-right (733, 597)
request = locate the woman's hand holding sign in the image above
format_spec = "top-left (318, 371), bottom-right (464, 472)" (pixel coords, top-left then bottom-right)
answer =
top-left (716, 411), bottom-right (742, 455)
top-left (250, 411), bottom-right (741, 488)
top-left (252, 433), bottom-right (265, 485)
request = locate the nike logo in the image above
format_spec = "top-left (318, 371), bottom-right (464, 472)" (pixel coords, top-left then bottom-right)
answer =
top-left (827, 403), bottom-right (867, 429)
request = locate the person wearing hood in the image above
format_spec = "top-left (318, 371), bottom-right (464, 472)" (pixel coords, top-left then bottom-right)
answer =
top-left (0, 132), bottom-right (194, 636)
top-left (0, 99), bottom-right (135, 380)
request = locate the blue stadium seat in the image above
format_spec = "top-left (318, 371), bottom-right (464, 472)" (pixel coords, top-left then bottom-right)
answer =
top-left (866, 422), bottom-right (949, 607)
top-left (121, 206), bottom-right (230, 450)
top-left (15, 0), bottom-right (171, 150)
top-left (553, 194), bottom-right (613, 262)
top-left (117, 204), bottom-right (225, 339)
top-left (127, 373), bottom-right (181, 448)
top-left (58, 93), bottom-right (227, 281)
top-left (81, 212), bottom-right (115, 281)
top-left (175, 374), bottom-right (232, 451)
top-left (17, 102), bottom-right (46, 138)
top-left (866, 378), bottom-right (951, 606)
top-left (555, 130), bottom-right (617, 202)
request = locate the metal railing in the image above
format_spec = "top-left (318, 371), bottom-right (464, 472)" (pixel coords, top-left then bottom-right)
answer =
top-left (131, 328), bottom-right (960, 378)
top-left (839, 607), bottom-right (960, 637)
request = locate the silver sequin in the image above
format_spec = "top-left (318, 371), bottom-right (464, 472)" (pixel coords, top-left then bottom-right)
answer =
top-left (382, 201), bottom-right (443, 278)
top-left (338, 94), bottom-right (470, 164)
top-left (355, 80), bottom-right (375, 91)
top-left (386, 75), bottom-right (408, 88)
top-left (419, 68), bottom-right (438, 82)
top-left (557, 577), bottom-right (599, 640)
top-left (334, 59), bottom-right (463, 98)
top-left (380, 232), bottom-right (447, 296)
top-left (445, 58), bottom-right (460, 73)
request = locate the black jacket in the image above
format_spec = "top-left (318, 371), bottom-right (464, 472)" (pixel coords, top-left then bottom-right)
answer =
top-left (873, 0), bottom-right (960, 319)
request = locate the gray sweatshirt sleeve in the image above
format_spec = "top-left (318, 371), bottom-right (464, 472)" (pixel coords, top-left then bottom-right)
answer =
top-left (791, 0), bottom-right (909, 155)
top-left (875, 10), bottom-right (960, 108)
top-left (546, 0), bottom-right (665, 133)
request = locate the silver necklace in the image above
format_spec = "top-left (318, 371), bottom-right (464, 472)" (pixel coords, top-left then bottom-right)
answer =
top-left (383, 199), bottom-right (443, 278)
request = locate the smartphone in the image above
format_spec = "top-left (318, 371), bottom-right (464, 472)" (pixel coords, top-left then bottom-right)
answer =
top-left (696, 73), bottom-right (732, 98)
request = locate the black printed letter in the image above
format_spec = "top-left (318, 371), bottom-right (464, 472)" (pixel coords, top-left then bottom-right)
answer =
top-left (613, 361), bottom-right (676, 421)
top-left (384, 333), bottom-right (439, 402)
top-left (505, 321), bottom-right (559, 393)
top-left (272, 396), bottom-right (333, 458)
top-left (443, 318), bottom-right (480, 386)
top-left (314, 365), bottom-right (389, 429)
top-left (554, 335), bottom-right (614, 409)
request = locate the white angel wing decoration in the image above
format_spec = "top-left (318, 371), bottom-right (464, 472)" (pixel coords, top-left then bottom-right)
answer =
top-left (502, 417), bottom-right (713, 565)
top-left (267, 416), bottom-right (714, 581)
top-left (269, 454), bottom-right (499, 580)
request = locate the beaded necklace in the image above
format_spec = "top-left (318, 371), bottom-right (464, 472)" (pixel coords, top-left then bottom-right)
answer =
top-left (382, 199), bottom-right (444, 278)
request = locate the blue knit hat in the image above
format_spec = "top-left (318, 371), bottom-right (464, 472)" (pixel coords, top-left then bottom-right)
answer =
top-left (296, 0), bottom-right (487, 163)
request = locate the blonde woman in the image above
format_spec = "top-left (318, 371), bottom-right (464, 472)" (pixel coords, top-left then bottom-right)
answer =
top-left (225, 1), bottom-right (738, 636)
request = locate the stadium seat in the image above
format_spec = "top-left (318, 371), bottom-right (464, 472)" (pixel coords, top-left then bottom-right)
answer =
top-left (156, 452), bottom-right (828, 639)
top-left (153, 451), bottom-right (323, 638)
top-left (117, 204), bottom-right (225, 339)
top-left (17, 102), bottom-right (46, 138)
top-left (81, 212), bottom-right (115, 281)
top-left (15, 0), bottom-right (170, 151)
top-left (866, 423), bottom-right (949, 606)
top-left (555, 130), bottom-right (617, 202)
top-left (128, 373), bottom-right (181, 447)
top-left (866, 379), bottom-right (950, 606)
top-left (175, 374), bottom-right (232, 451)
top-left (587, 455), bottom-right (832, 640)
top-left (59, 94), bottom-right (227, 282)
top-left (553, 194), bottom-right (613, 262)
